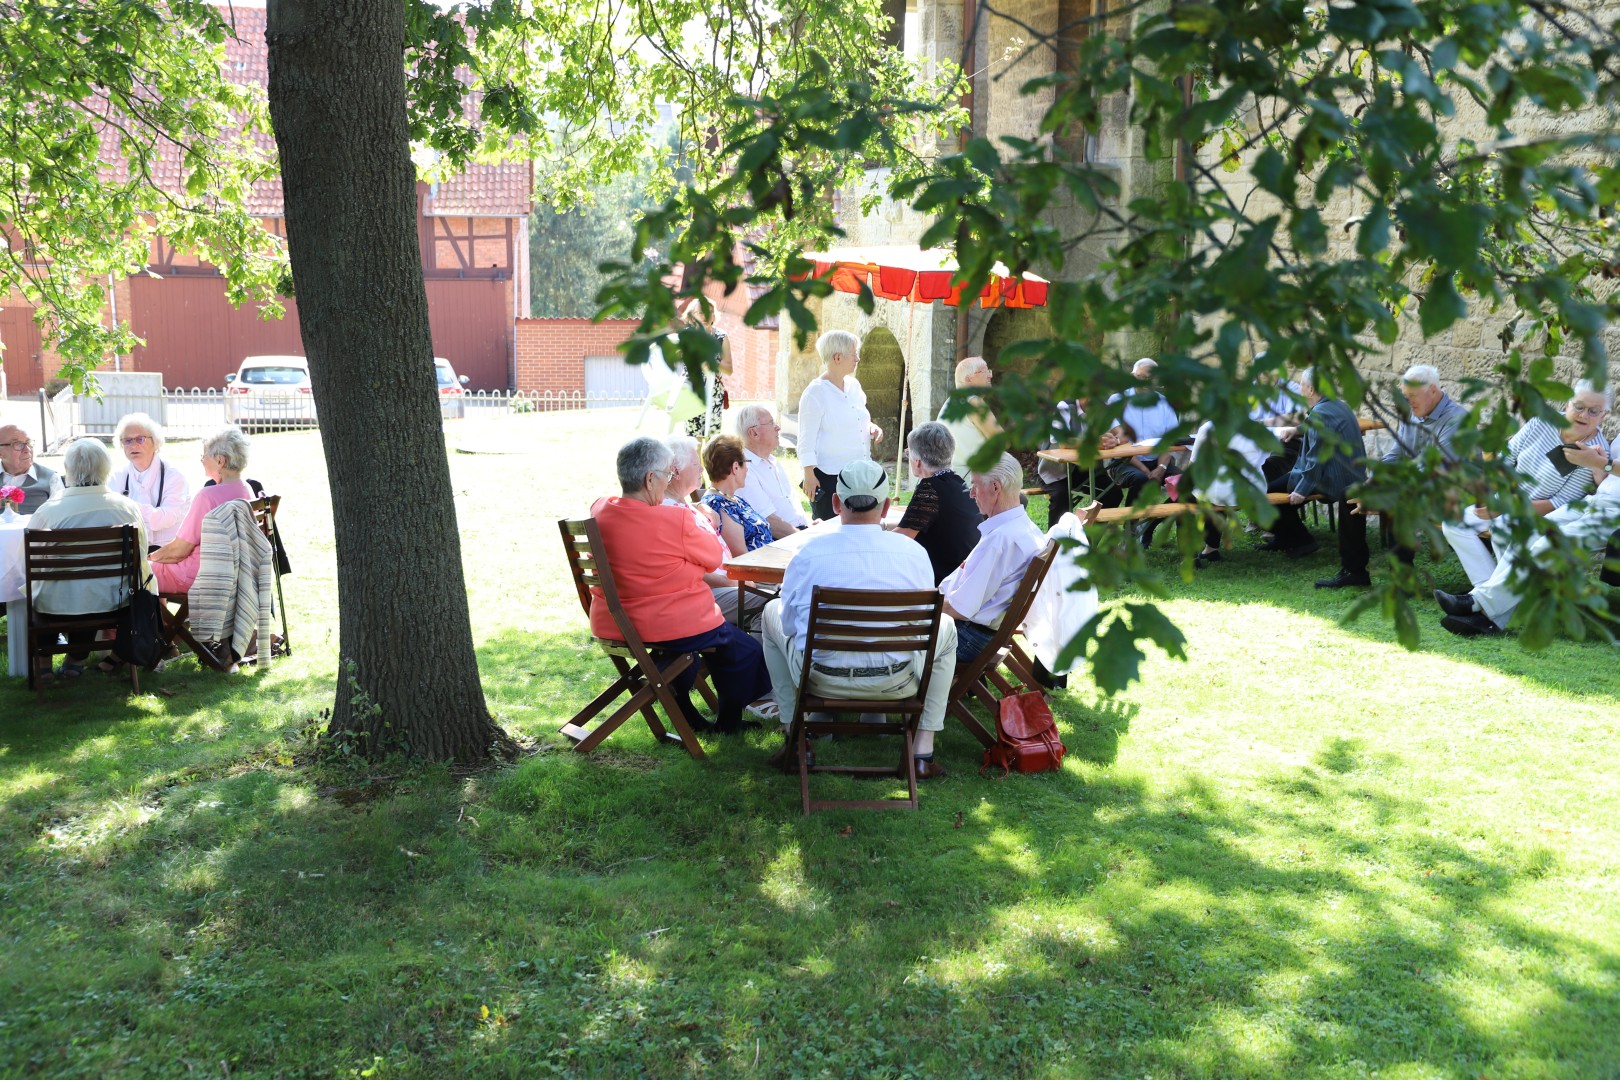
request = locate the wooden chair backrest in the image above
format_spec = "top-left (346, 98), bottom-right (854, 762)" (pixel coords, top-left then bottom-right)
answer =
top-left (249, 495), bottom-right (281, 547)
top-left (558, 516), bottom-right (663, 662)
top-left (23, 524), bottom-right (137, 592)
top-left (798, 586), bottom-right (945, 708)
top-left (558, 517), bottom-right (600, 619)
top-left (951, 541), bottom-right (1057, 691)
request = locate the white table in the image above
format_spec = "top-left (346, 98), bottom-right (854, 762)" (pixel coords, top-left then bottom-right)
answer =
top-left (0, 515), bottom-right (28, 677)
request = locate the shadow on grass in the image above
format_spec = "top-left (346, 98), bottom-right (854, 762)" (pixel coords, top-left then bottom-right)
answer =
top-left (1, 626), bottom-right (1614, 1075)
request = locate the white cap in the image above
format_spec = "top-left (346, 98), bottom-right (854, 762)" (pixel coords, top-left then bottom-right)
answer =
top-left (836, 459), bottom-right (888, 503)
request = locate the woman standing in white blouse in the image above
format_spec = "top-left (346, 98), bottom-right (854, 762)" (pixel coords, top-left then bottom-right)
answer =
top-left (108, 412), bottom-right (193, 549)
top-left (797, 330), bottom-right (883, 520)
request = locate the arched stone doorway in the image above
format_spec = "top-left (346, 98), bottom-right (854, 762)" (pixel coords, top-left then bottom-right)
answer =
top-left (981, 308), bottom-right (1055, 380)
top-left (858, 326), bottom-right (905, 467)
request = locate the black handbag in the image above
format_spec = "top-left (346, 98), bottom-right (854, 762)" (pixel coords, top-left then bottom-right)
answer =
top-left (113, 531), bottom-right (167, 670)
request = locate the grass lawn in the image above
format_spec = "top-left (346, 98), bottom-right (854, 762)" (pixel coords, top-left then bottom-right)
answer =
top-left (2, 410), bottom-right (1617, 1078)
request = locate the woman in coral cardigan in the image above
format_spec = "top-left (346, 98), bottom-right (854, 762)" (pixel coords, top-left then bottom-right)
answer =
top-left (589, 436), bottom-right (772, 735)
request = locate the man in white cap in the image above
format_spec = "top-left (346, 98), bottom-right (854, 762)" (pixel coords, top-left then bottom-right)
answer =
top-left (759, 458), bottom-right (958, 779)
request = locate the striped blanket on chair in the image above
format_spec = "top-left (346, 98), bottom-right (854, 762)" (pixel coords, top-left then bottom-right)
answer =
top-left (191, 500), bottom-right (274, 668)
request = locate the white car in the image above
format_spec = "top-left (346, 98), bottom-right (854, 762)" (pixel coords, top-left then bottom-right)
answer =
top-left (435, 357), bottom-right (470, 419)
top-left (225, 355), bottom-right (316, 430)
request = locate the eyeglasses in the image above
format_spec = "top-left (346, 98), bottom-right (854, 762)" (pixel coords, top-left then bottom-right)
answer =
top-left (1570, 403), bottom-right (1606, 418)
top-left (0, 440), bottom-right (33, 452)
top-left (121, 435), bottom-right (152, 446)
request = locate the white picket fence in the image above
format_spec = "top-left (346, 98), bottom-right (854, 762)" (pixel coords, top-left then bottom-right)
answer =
top-left (42, 386), bottom-right (648, 448)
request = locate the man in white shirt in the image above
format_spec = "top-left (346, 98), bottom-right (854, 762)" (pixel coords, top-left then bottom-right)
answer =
top-left (940, 453), bottom-right (1046, 663)
top-left (760, 459), bottom-right (958, 779)
top-left (733, 404), bottom-right (810, 537)
top-left (0, 424), bottom-right (64, 513)
top-left (938, 356), bottom-right (1001, 474)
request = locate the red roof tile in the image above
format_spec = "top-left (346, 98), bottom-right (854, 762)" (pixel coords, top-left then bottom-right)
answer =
top-left (104, 4), bottom-right (530, 219)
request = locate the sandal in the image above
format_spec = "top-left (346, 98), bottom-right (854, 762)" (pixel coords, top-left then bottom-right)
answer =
top-left (97, 658), bottom-right (124, 674)
top-left (58, 661), bottom-right (85, 679)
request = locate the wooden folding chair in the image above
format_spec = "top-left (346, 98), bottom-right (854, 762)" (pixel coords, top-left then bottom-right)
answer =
top-left (156, 591), bottom-right (235, 673)
top-left (557, 517), bottom-right (709, 759)
top-left (947, 541), bottom-right (1059, 747)
top-left (249, 495), bottom-right (291, 657)
top-left (787, 586), bottom-right (945, 815)
top-left (24, 524), bottom-right (142, 701)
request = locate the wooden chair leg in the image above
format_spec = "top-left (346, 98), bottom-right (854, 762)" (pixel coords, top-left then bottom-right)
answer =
top-left (796, 719), bottom-right (813, 817)
top-left (570, 685), bottom-right (661, 752)
top-left (949, 696), bottom-right (996, 748)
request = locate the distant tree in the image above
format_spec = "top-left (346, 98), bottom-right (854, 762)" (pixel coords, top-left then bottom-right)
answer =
top-left (0, 0), bottom-right (284, 377)
top-left (529, 134), bottom-right (685, 318)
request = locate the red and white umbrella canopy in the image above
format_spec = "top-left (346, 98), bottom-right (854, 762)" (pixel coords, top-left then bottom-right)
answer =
top-left (803, 245), bottom-right (1049, 309)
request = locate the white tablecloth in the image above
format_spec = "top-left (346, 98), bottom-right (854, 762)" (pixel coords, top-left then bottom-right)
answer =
top-left (1, 516), bottom-right (31, 677)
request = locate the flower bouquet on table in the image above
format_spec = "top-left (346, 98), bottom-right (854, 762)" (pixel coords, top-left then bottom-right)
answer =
top-left (0, 485), bottom-right (23, 521)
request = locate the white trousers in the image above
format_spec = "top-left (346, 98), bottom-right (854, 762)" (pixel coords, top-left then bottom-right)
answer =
top-left (1472, 502), bottom-right (1620, 626)
top-left (1440, 507), bottom-right (1513, 587)
top-left (760, 598), bottom-right (956, 732)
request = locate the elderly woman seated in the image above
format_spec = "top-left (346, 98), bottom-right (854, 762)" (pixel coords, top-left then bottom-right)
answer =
top-left (149, 426), bottom-right (257, 595)
top-left (26, 438), bottom-right (154, 678)
top-left (701, 435), bottom-right (775, 554)
top-left (1439, 380), bottom-right (1611, 588)
top-left (894, 421), bottom-right (983, 584)
top-left (108, 411), bottom-right (193, 549)
top-left (590, 436), bottom-right (773, 734)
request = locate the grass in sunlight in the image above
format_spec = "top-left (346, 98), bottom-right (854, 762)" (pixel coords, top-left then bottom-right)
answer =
top-left (0, 411), bottom-right (1616, 1077)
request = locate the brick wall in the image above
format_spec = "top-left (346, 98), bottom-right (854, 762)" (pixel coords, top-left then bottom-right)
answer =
top-left (514, 318), bottom-right (639, 393)
top-left (711, 303), bottom-right (777, 401)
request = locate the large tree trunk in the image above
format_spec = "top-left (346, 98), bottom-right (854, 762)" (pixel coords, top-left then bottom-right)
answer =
top-left (264, 0), bottom-right (512, 762)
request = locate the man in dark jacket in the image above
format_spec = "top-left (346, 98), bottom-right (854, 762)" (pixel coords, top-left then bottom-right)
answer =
top-left (1261, 368), bottom-right (1370, 588)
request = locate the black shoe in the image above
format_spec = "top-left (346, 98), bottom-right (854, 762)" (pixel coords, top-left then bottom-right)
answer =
top-left (1032, 656), bottom-right (1068, 691)
top-left (1285, 539), bottom-right (1321, 559)
top-left (1433, 589), bottom-right (1478, 617)
top-left (1441, 612), bottom-right (1503, 637)
top-left (1257, 537), bottom-right (1289, 552)
top-left (1315, 569), bottom-right (1371, 589)
top-left (1194, 550), bottom-right (1222, 569)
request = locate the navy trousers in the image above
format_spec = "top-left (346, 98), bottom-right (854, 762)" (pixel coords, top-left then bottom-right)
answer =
top-left (651, 620), bottom-right (773, 733)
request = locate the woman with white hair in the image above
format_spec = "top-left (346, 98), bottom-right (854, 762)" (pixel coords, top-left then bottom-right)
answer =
top-left (149, 426), bottom-right (256, 595)
top-left (590, 436), bottom-right (773, 735)
top-left (25, 438), bottom-right (153, 678)
top-left (895, 421), bottom-right (983, 584)
top-left (108, 412), bottom-right (193, 548)
top-left (1439, 381), bottom-right (1611, 587)
top-left (797, 329), bottom-right (883, 521)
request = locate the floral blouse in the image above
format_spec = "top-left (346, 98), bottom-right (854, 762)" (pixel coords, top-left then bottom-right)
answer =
top-left (702, 491), bottom-right (774, 552)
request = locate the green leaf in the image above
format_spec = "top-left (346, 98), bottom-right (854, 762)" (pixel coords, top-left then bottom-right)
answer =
top-left (1419, 272), bottom-right (1466, 337)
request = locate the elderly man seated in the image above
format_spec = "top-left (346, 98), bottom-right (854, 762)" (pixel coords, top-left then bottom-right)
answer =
top-left (26, 438), bottom-right (153, 679)
top-left (760, 459), bottom-right (958, 779)
top-left (938, 356), bottom-right (1002, 474)
top-left (940, 453), bottom-right (1047, 664)
top-left (1435, 440), bottom-right (1619, 636)
top-left (591, 436), bottom-right (773, 734)
top-left (0, 424), bottom-right (63, 513)
top-left (732, 404), bottom-right (810, 538)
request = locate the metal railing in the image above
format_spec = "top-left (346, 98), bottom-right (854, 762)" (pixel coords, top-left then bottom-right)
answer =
top-left (43, 387), bottom-right (650, 445)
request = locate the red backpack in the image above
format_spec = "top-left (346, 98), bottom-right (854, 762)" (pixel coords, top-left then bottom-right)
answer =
top-left (981, 690), bottom-right (1066, 776)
